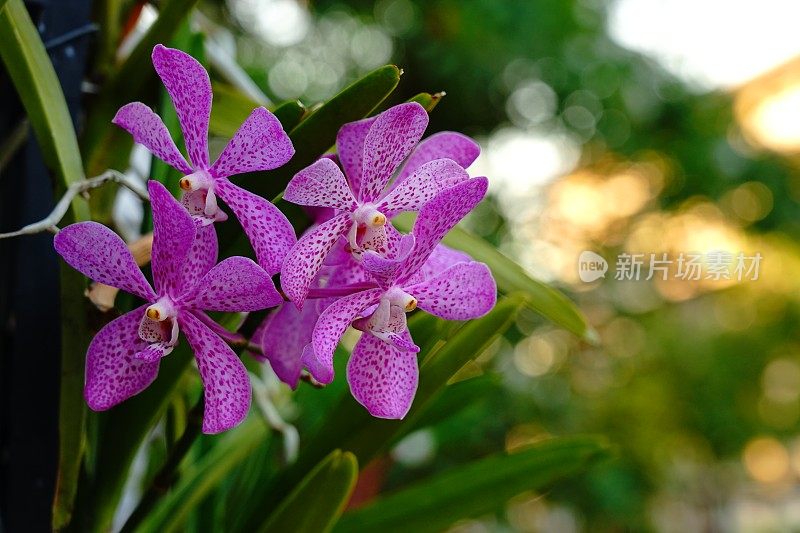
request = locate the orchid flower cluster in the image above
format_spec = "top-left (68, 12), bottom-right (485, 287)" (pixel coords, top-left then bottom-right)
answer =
top-left (54, 45), bottom-right (497, 434)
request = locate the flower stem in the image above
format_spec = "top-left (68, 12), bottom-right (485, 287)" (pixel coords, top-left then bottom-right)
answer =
top-left (306, 283), bottom-right (377, 299)
top-left (118, 397), bottom-right (204, 533)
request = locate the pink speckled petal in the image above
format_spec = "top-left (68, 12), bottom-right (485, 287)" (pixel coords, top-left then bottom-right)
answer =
top-left (284, 158), bottom-right (357, 210)
top-left (84, 306), bottom-right (160, 410)
top-left (180, 257), bottom-right (282, 312)
top-left (361, 234), bottom-right (414, 288)
top-left (360, 103), bottom-right (428, 202)
top-left (308, 288), bottom-right (383, 383)
top-left (148, 180), bottom-right (197, 297)
top-left (178, 224), bottom-right (218, 296)
top-left (406, 262), bottom-right (497, 320)
top-left (179, 311), bottom-right (251, 434)
top-left (305, 205), bottom-right (337, 225)
top-left (395, 131), bottom-right (480, 185)
top-left (214, 179), bottom-right (297, 275)
top-left (380, 158), bottom-right (469, 216)
top-left (152, 44), bottom-right (211, 168)
top-left (54, 222), bottom-right (155, 301)
top-left (209, 107), bottom-right (294, 179)
top-left (112, 102), bottom-right (192, 174)
top-left (336, 116), bottom-right (376, 195)
top-left (397, 177), bottom-right (488, 281)
top-left (347, 330), bottom-right (419, 419)
top-left (404, 244), bottom-right (472, 285)
top-left (327, 256), bottom-right (372, 287)
top-left (256, 302), bottom-right (322, 388)
top-left (281, 212), bottom-right (352, 307)
top-left (323, 235), bottom-right (353, 267)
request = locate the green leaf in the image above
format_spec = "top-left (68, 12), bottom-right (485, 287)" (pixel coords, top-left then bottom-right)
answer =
top-left (0, 0), bottom-right (87, 216)
top-left (259, 450), bottom-right (359, 533)
top-left (335, 436), bottom-right (610, 533)
top-left (394, 214), bottom-right (596, 341)
top-left (247, 295), bottom-right (526, 528)
top-left (270, 100), bottom-right (307, 133)
top-left (0, 2), bottom-right (91, 529)
top-left (209, 84), bottom-right (307, 138)
top-left (407, 91), bottom-right (445, 112)
top-left (209, 82), bottom-right (262, 138)
top-left (137, 417), bottom-right (269, 533)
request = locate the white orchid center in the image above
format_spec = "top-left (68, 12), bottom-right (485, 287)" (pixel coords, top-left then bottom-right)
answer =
top-left (386, 287), bottom-right (417, 313)
top-left (145, 296), bottom-right (178, 322)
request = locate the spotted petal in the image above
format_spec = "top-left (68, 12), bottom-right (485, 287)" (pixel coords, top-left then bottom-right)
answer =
top-left (178, 224), bottom-right (219, 297)
top-left (395, 131), bottom-right (480, 185)
top-left (112, 102), bottom-right (192, 174)
top-left (360, 103), bottom-right (428, 202)
top-left (179, 311), bottom-right (251, 434)
top-left (347, 330), bottom-right (419, 419)
top-left (397, 177), bottom-right (488, 282)
top-left (214, 179), bottom-right (297, 275)
top-left (54, 222), bottom-right (155, 301)
top-left (152, 44), bottom-right (212, 168)
top-left (281, 212), bottom-right (352, 307)
top-left (404, 244), bottom-right (472, 285)
top-left (406, 262), bottom-right (496, 320)
top-left (336, 116), bottom-right (375, 195)
top-left (379, 158), bottom-right (469, 216)
top-left (84, 306), bottom-right (160, 410)
top-left (307, 288), bottom-right (384, 384)
top-left (284, 158), bottom-right (358, 210)
top-left (149, 180), bottom-right (196, 297)
top-left (209, 107), bottom-right (294, 179)
top-left (180, 256), bottom-right (282, 312)
top-left (255, 302), bottom-right (323, 388)
top-left (361, 233), bottom-right (415, 288)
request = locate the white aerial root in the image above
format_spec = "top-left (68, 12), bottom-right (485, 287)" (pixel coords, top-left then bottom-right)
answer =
top-left (0, 169), bottom-right (149, 239)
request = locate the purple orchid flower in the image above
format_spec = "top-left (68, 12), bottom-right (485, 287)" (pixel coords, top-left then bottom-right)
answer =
top-left (281, 102), bottom-right (480, 307)
top-left (303, 177), bottom-right (497, 419)
top-left (255, 180), bottom-right (475, 390)
top-left (54, 181), bottom-right (283, 433)
top-left (112, 44), bottom-right (296, 274)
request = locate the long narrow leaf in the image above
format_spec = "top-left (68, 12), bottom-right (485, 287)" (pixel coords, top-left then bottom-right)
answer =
top-left (335, 436), bottom-right (610, 533)
top-left (259, 450), bottom-right (358, 533)
top-left (137, 417), bottom-right (269, 533)
top-left (0, 2), bottom-right (91, 529)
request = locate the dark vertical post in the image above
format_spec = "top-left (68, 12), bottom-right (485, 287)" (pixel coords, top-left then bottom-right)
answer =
top-left (0, 1), bottom-right (93, 530)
